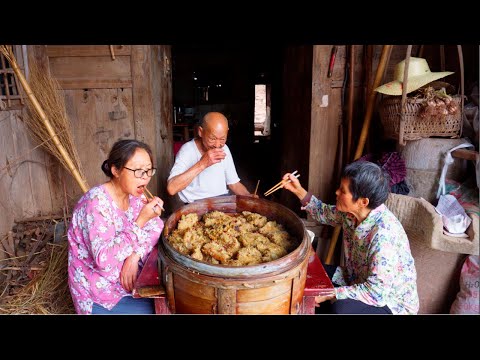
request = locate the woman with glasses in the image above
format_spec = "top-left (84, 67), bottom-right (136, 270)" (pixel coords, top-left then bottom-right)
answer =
top-left (67, 139), bottom-right (164, 314)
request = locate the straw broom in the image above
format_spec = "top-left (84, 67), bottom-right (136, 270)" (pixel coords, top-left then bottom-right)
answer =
top-left (0, 45), bottom-right (88, 314)
top-left (0, 45), bottom-right (89, 193)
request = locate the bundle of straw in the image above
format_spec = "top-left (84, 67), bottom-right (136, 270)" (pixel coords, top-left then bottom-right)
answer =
top-left (0, 45), bottom-right (89, 193)
top-left (0, 45), bottom-right (88, 314)
top-left (0, 242), bottom-right (75, 314)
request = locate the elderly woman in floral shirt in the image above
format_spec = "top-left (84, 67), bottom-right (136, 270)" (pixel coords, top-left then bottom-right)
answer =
top-left (68, 139), bottom-right (164, 314)
top-left (282, 161), bottom-right (419, 314)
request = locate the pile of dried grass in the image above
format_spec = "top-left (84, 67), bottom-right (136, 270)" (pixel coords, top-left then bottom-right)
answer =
top-left (0, 241), bottom-right (74, 314)
top-left (0, 217), bottom-right (75, 314)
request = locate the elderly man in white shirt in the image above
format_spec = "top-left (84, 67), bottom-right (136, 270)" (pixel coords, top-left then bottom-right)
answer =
top-left (167, 112), bottom-right (256, 204)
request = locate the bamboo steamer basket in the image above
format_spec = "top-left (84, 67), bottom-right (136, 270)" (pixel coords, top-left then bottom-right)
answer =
top-left (158, 195), bottom-right (310, 314)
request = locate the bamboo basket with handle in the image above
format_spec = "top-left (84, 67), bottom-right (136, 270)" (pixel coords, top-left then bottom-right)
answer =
top-left (379, 45), bottom-right (464, 146)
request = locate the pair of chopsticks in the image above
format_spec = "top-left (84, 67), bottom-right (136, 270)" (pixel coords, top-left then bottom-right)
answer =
top-left (264, 170), bottom-right (300, 196)
top-left (144, 187), bottom-right (165, 212)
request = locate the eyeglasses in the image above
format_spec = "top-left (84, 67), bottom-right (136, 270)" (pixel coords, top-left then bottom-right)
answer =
top-left (123, 167), bottom-right (157, 178)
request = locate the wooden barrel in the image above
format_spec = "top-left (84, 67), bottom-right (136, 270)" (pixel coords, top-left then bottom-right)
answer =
top-left (158, 195), bottom-right (310, 314)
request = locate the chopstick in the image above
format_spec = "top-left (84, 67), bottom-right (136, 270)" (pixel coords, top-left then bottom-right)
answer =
top-left (264, 170), bottom-right (298, 195)
top-left (264, 174), bottom-right (300, 196)
top-left (144, 187), bottom-right (165, 211)
top-left (254, 180), bottom-right (260, 196)
top-left (264, 171), bottom-right (300, 196)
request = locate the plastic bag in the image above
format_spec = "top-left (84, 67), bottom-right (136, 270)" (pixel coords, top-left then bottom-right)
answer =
top-left (435, 194), bottom-right (472, 235)
top-left (450, 255), bottom-right (479, 314)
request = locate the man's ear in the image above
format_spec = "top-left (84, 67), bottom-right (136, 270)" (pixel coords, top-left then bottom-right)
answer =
top-left (198, 126), bottom-right (204, 138)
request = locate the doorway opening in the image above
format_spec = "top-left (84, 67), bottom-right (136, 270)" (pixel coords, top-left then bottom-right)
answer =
top-left (171, 45), bottom-right (283, 196)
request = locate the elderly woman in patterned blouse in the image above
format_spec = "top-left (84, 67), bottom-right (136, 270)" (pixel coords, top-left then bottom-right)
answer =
top-left (281, 161), bottom-right (419, 314)
top-left (67, 139), bottom-right (164, 314)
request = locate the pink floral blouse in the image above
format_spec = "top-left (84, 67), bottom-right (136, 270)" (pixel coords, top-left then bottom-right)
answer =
top-left (67, 184), bottom-right (164, 314)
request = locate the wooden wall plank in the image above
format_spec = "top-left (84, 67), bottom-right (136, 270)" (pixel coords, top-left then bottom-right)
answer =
top-left (0, 45), bottom-right (66, 237)
top-left (46, 45), bottom-right (131, 57)
top-left (50, 56), bottom-right (132, 90)
top-left (151, 45), bottom-right (175, 212)
top-left (277, 46), bottom-right (313, 212)
top-left (0, 111), bottom-right (62, 236)
top-left (131, 46), bottom-right (158, 194)
top-left (56, 78), bottom-right (132, 90)
top-left (64, 88), bottom-right (135, 202)
top-left (27, 45), bottom-right (49, 76)
top-left (309, 45), bottom-right (342, 204)
top-left (26, 45), bottom-right (66, 215)
top-left (0, 111), bottom-right (23, 236)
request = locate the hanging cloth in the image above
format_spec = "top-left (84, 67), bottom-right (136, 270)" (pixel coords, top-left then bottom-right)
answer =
top-left (436, 142), bottom-right (474, 199)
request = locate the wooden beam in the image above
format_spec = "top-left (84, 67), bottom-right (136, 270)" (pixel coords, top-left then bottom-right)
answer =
top-left (309, 45), bottom-right (342, 202)
top-left (330, 80), bottom-right (362, 88)
top-left (46, 45), bottom-right (131, 57)
top-left (27, 45), bottom-right (50, 75)
top-left (56, 78), bottom-right (132, 89)
top-left (151, 45), bottom-right (174, 212)
top-left (452, 149), bottom-right (479, 161)
top-left (131, 45), bottom-right (158, 192)
top-left (49, 55), bottom-right (131, 89)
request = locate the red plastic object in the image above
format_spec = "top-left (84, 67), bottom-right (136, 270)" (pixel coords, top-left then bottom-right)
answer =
top-left (328, 46), bottom-right (338, 78)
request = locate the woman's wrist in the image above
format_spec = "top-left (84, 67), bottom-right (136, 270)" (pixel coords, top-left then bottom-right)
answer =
top-left (300, 191), bottom-right (313, 206)
top-left (296, 188), bottom-right (308, 201)
top-left (134, 217), bottom-right (147, 228)
top-left (130, 251), bottom-right (141, 262)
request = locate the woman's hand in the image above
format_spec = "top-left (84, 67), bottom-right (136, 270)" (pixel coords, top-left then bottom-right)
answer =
top-left (314, 293), bottom-right (336, 306)
top-left (282, 173), bottom-right (307, 200)
top-left (136, 196), bottom-right (164, 227)
top-left (120, 252), bottom-right (141, 293)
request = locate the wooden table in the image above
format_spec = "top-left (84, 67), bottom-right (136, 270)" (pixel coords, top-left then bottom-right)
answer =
top-left (133, 246), bottom-right (334, 314)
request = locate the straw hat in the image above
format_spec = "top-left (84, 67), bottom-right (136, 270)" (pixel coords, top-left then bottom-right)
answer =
top-left (375, 57), bottom-right (454, 96)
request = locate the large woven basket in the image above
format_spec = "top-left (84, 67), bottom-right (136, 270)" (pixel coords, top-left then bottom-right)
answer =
top-left (379, 95), bottom-right (462, 142)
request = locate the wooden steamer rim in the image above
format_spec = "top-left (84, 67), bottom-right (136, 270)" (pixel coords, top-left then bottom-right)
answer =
top-left (159, 195), bottom-right (310, 278)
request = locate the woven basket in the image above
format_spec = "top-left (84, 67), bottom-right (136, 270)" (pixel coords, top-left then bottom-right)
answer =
top-left (379, 95), bottom-right (462, 142)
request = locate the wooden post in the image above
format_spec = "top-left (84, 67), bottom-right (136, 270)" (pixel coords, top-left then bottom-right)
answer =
top-left (325, 45), bottom-right (393, 265)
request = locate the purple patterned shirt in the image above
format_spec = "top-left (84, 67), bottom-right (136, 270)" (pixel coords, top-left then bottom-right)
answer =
top-left (67, 184), bottom-right (164, 314)
top-left (304, 195), bottom-right (419, 314)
